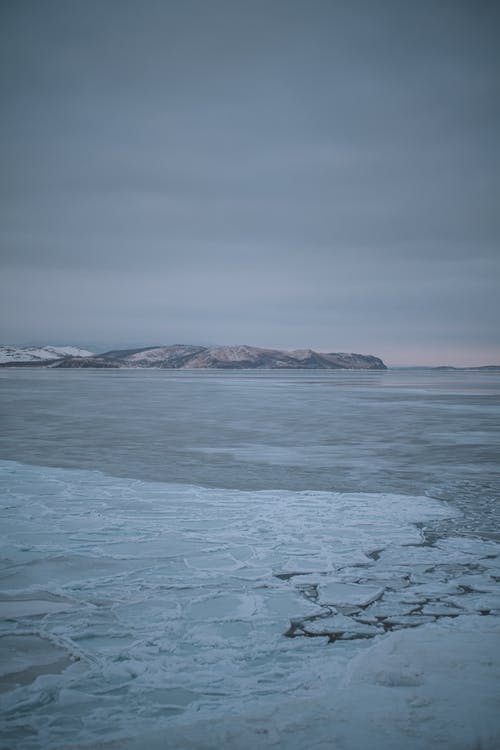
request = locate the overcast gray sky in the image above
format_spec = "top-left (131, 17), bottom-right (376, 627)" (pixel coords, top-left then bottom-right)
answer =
top-left (1, 0), bottom-right (499, 365)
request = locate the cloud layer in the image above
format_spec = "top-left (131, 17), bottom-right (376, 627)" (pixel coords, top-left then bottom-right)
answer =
top-left (1, 0), bottom-right (499, 364)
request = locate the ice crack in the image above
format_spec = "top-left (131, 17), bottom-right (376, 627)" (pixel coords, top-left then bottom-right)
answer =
top-left (279, 544), bottom-right (499, 644)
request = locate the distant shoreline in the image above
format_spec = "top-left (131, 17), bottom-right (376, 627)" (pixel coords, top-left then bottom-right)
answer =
top-left (1, 344), bottom-right (498, 371)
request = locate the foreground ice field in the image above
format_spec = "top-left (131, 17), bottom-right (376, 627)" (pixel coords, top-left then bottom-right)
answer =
top-left (1, 459), bottom-right (499, 749)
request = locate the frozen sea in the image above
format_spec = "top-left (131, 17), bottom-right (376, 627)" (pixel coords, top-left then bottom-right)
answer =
top-left (0, 368), bottom-right (499, 749)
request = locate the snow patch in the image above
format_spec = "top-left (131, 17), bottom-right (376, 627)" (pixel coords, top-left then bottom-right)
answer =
top-left (0, 345), bottom-right (94, 363)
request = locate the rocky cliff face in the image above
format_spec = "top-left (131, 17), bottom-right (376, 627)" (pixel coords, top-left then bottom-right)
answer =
top-left (52, 345), bottom-right (387, 370)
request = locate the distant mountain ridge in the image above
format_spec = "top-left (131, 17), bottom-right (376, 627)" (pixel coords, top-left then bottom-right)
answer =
top-left (2, 345), bottom-right (498, 370)
top-left (0, 344), bottom-right (387, 370)
top-left (53, 345), bottom-right (387, 369)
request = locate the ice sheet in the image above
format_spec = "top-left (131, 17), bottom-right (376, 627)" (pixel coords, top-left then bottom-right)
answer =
top-left (0, 459), bottom-right (499, 750)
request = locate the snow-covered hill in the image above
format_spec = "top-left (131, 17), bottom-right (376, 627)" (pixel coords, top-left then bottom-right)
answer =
top-left (0, 346), bottom-right (94, 364)
top-left (55, 345), bottom-right (387, 370)
top-left (0, 344), bottom-right (387, 369)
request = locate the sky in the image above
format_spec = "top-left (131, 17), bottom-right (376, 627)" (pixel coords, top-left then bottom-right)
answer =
top-left (0, 0), bottom-right (499, 366)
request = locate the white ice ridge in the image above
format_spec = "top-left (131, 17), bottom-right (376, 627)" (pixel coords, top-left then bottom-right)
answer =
top-left (0, 460), bottom-right (499, 750)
